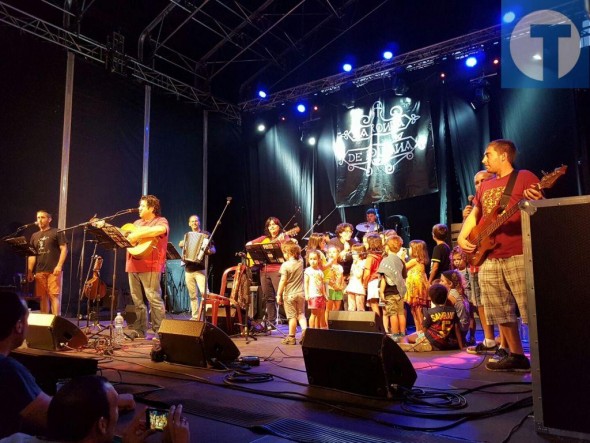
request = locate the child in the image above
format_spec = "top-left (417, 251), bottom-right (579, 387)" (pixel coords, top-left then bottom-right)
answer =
top-left (398, 284), bottom-right (463, 352)
top-left (276, 243), bottom-right (307, 345)
top-left (405, 240), bottom-right (430, 332)
top-left (364, 233), bottom-right (384, 317)
top-left (305, 249), bottom-right (327, 329)
top-left (441, 270), bottom-right (470, 346)
top-left (325, 245), bottom-right (344, 316)
top-left (345, 244), bottom-right (367, 311)
top-left (451, 246), bottom-right (476, 345)
top-left (378, 235), bottom-right (407, 340)
top-left (429, 224), bottom-right (451, 284)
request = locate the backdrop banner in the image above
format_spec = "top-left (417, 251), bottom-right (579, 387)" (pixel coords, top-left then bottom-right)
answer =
top-left (335, 96), bottom-right (437, 207)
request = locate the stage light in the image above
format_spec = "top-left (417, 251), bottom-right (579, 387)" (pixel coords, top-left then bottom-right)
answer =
top-left (296, 103), bottom-right (306, 113)
top-left (533, 53), bottom-right (542, 61)
top-left (493, 58), bottom-right (500, 65)
top-left (392, 76), bottom-right (409, 96)
top-left (465, 56), bottom-right (478, 68)
top-left (257, 90), bottom-right (267, 99)
top-left (313, 105), bottom-right (319, 112)
top-left (503, 11), bottom-right (516, 24)
top-left (470, 80), bottom-right (490, 111)
top-left (257, 124), bottom-right (266, 132)
top-left (440, 72), bottom-right (446, 79)
top-left (342, 63), bottom-right (353, 72)
top-left (280, 116), bottom-right (286, 121)
top-left (307, 136), bottom-right (317, 146)
top-left (383, 50), bottom-right (393, 60)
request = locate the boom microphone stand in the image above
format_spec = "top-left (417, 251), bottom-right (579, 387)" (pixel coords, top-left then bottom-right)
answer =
top-left (198, 197), bottom-right (232, 322)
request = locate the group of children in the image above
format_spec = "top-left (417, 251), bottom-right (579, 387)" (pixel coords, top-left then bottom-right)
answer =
top-left (276, 223), bottom-right (478, 352)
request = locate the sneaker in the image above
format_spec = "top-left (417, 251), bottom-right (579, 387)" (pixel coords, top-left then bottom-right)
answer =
top-left (127, 330), bottom-right (146, 340)
top-left (466, 341), bottom-right (498, 355)
top-left (281, 336), bottom-right (296, 345)
top-left (465, 336), bottom-right (477, 347)
top-left (488, 347), bottom-right (509, 363)
top-left (485, 353), bottom-right (530, 372)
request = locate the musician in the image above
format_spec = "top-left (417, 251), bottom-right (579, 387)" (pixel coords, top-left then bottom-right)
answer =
top-left (179, 215), bottom-right (215, 320)
top-left (27, 210), bottom-right (68, 315)
top-left (247, 217), bottom-right (291, 330)
top-left (125, 195), bottom-right (169, 339)
top-left (458, 140), bottom-right (542, 372)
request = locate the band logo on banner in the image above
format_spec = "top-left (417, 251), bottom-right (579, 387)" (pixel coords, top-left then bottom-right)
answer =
top-left (334, 97), bottom-right (437, 207)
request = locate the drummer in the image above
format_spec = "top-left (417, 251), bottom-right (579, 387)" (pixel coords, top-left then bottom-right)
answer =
top-left (179, 215), bottom-right (215, 320)
top-left (355, 208), bottom-right (383, 238)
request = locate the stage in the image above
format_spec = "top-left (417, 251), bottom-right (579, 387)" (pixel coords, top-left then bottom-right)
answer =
top-left (13, 314), bottom-right (563, 443)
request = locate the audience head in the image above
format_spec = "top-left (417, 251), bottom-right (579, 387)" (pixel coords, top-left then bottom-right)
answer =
top-left (47, 376), bottom-right (118, 443)
top-left (350, 243), bottom-right (367, 260)
top-left (306, 232), bottom-right (326, 251)
top-left (428, 284), bottom-right (449, 306)
top-left (364, 232), bottom-right (383, 253)
top-left (385, 235), bottom-right (403, 254)
top-left (335, 223), bottom-right (354, 240)
top-left (442, 270), bottom-right (465, 293)
top-left (283, 243), bottom-right (301, 260)
top-left (306, 249), bottom-right (321, 267)
top-left (451, 246), bottom-right (467, 270)
top-left (409, 240), bottom-right (429, 263)
top-left (432, 224), bottom-right (448, 241)
top-left (0, 291), bottom-right (29, 351)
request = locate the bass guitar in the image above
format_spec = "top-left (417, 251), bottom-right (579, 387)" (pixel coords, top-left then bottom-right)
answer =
top-left (120, 223), bottom-right (159, 259)
top-left (465, 165), bottom-right (567, 267)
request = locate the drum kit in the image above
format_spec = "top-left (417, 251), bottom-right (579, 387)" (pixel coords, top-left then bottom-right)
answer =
top-left (355, 222), bottom-right (379, 233)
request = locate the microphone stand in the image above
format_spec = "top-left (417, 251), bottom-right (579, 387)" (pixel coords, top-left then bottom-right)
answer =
top-left (198, 198), bottom-right (232, 322)
top-left (301, 215), bottom-right (323, 245)
top-left (281, 206), bottom-right (300, 232)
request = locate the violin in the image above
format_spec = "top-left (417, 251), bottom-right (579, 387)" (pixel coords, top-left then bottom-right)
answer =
top-left (84, 256), bottom-right (107, 300)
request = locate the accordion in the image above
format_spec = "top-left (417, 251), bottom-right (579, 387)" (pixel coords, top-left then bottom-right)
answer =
top-left (182, 232), bottom-right (209, 263)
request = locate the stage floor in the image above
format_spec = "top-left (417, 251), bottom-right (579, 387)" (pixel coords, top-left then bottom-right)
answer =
top-left (16, 314), bottom-right (571, 443)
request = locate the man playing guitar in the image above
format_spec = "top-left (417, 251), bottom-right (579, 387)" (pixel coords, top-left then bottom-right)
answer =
top-left (458, 140), bottom-right (542, 372)
top-left (125, 195), bottom-right (169, 339)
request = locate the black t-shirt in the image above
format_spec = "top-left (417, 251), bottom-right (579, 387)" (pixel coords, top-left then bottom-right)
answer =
top-left (30, 228), bottom-right (66, 273)
top-left (431, 243), bottom-right (451, 280)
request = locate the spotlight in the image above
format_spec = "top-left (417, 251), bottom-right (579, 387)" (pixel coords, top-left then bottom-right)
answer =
top-left (257, 124), bottom-right (266, 132)
top-left (257, 90), bottom-right (267, 98)
top-left (465, 56), bottom-right (478, 68)
top-left (313, 105), bottom-right (319, 112)
top-left (470, 80), bottom-right (490, 111)
top-left (493, 58), bottom-right (500, 65)
top-left (307, 136), bottom-right (317, 146)
top-left (296, 103), bottom-right (306, 113)
top-left (342, 63), bottom-right (353, 72)
top-left (503, 11), bottom-right (516, 24)
top-left (383, 50), bottom-right (393, 60)
top-left (280, 116), bottom-right (286, 121)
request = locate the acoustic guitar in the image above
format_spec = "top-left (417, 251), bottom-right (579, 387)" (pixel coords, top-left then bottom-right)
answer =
top-left (120, 223), bottom-right (159, 259)
top-left (465, 165), bottom-right (567, 267)
top-left (246, 226), bottom-right (300, 267)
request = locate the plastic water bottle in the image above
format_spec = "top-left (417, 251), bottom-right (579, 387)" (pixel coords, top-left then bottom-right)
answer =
top-left (114, 312), bottom-right (125, 346)
top-left (519, 318), bottom-right (529, 343)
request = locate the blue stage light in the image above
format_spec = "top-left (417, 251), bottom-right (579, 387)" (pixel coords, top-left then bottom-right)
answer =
top-left (296, 103), bottom-right (306, 113)
top-left (465, 56), bottom-right (478, 68)
top-left (342, 63), bottom-right (352, 72)
top-left (258, 90), bottom-right (267, 98)
top-left (503, 11), bottom-right (516, 24)
top-left (383, 50), bottom-right (393, 60)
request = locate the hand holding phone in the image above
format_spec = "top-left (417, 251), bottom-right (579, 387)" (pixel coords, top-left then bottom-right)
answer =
top-left (146, 407), bottom-right (169, 431)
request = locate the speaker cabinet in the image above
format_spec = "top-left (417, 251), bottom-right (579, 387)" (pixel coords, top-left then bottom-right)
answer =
top-left (328, 311), bottom-right (383, 332)
top-left (26, 313), bottom-right (88, 351)
top-left (158, 319), bottom-right (240, 367)
top-left (522, 196), bottom-right (590, 440)
top-left (10, 348), bottom-right (98, 395)
top-left (302, 329), bottom-right (416, 398)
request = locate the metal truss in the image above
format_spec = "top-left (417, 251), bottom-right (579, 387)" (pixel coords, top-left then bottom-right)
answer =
top-left (240, 25), bottom-right (501, 112)
top-left (0, 1), bottom-right (241, 123)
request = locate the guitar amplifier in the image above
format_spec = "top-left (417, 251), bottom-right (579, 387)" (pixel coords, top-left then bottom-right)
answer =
top-left (521, 196), bottom-right (590, 440)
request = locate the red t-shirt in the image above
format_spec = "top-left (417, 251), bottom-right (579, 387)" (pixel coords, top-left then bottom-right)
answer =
top-left (473, 170), bottom-right (539, 259)
top-left (125, 216), bottom-right (169, 273)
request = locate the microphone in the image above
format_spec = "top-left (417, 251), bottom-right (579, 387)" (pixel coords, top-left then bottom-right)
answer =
top-left (316, 214), bottom-right (322, 222)
top-left (226, 197), bottom-right (233, 202)
top-left (121, 208), bottom-right (138, 214)
top-left (235, 251), bottom-right (247, 257)
top-left (468, 195), bottom-right (474, 204)
top-left (18, 222), bottom-right (38, 230)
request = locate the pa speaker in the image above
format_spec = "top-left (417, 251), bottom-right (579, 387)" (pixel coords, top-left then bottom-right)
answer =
top-left (26, 313), bottom-right (88, 351)
top-left (522, 197), bottom-right (590, 439)
top-left (159, 319), bottom-right (240, 367)
top-left (328, 311), bottom-right (383, 332)
top-left (302, 329), bottom-right (416, 398)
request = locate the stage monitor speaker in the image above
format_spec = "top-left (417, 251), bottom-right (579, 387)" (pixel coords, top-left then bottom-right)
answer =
top-left (11, 348), bottom-right (98, 395)
top-left (158, 319), bottom-right (240, 367)
top-left (522, 196), bottom-right (590, 440)
top-left (302, 329), bottom-right (416, 398)
top-left (328, 311), bottom-right (383, 333)
top-left (26, 313), bottom-right (88, 351)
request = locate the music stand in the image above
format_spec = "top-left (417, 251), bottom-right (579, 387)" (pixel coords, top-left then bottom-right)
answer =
top-left (3, 236), bottom-right (37, 299)
top-left (245, 243), bottom-right (287, 336)
top-left (85, 225), bottom-right (132, 353)
top-left (164, 243), bottom-right (182, 314)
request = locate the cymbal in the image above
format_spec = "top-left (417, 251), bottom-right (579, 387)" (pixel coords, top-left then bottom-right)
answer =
top-left (356, 222), bottom-right (378, 233)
